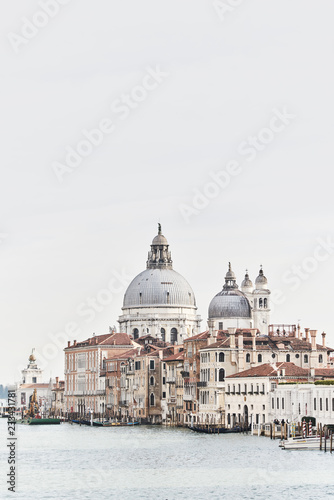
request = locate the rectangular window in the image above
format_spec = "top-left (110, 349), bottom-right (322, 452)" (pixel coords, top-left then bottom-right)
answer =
top-left (277, 398), bottom-right (279, 410)
top-left (326, 398), bottom-right (329, 411)
top-left (332, 398), bottom-right (334, 411)
top-left (320, 398), bottom-right (323, 411)
top-left (150, 360), bottom-right (154, 370)
top-left (135, 361), bottom-right (140, 370)
top-left (314, 398), bottom-right (316, 411)
top-left (282, 398), bottom-right (284, 410)
top-left (162, 392), bottom-right (166, 399)
top-left (162, 377), bottom-right (166, 385)
top-left (272, 398), bottom-right (274, 409)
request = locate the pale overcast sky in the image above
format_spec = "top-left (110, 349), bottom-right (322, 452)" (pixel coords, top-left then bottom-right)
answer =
top-left (1, 1), bottom-right (333, 383)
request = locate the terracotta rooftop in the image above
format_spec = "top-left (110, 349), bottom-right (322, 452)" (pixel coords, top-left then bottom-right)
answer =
top-left (19, 383), bottom-right (50, 389)
top-left (314, 369), bottom-right (334, 378)
top-left (227, 362), bottom-right (310, 379)
top-left (164, 352), bottom-right (184, 362)
top-left (66, 332), bottom-right (133, 349)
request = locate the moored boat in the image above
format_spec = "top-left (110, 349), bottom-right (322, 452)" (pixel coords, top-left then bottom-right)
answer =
top-left (17, 417), bottom-right (61, 425)
top-left (280, 436), bottom-right (323, 450)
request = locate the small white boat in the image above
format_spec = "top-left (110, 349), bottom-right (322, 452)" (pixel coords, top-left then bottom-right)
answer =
top-left (280, 435), bottom-right (322, 450)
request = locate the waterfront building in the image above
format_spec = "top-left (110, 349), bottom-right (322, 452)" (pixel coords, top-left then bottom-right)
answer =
top-left (164, 351), bottom-right (184, 426)
top-left (118, 225), bottom-right (201, 343)
top-left (16, 351), bottom-right (52, 414)
top-left (195, 324), bottom-right (331, 426)
top-left (50, 377), bottom-right (65, 416)
top-left (183, 330), bottom-right (218, 426)
top-left (64, 331), bottom-right (134, 416)
top-left (270, 381), bottom-right (334, 426)
top-left (225, 362), bottom-right (311, 427)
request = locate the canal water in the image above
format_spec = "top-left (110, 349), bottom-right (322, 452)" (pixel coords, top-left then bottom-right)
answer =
top-left (1, 419), bottom-right (334, 499)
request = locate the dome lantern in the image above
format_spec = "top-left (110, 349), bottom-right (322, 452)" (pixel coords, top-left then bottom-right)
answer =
top-left (146, 223), bottom-right (173, 270)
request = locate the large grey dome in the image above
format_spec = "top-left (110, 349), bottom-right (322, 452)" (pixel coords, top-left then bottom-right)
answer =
top-left (208, 289), bottom-right (251, 319)
top-left (123, 268), bottom-right (196, 308)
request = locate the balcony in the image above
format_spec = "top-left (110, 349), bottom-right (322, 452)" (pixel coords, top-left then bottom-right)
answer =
top-left (168, 397), bottom-right (176, 404)
top-left (197, 381), bottom-right (207, 388)
top-left (96, 390), bottom-right (105, 395)
top-left (119, 400), bottom-right (128, 407)
top-left (181, 371), bottom-right (190, 378)
top-left (183, 394), bottom-right (194, 402)
top-left (166, 377), bottom-right (176, 384)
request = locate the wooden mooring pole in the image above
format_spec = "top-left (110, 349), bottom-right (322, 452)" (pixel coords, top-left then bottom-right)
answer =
top-left (330, 431), bottom-right (333, 454)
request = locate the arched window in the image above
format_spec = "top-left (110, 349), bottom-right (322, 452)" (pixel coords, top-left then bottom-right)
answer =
top-left (319, 354), bottom-right (323, 363)
top-left (258, 354), bottom-right (262, 363)
top-left (219, 352), bottom-right (224, 363)
top-left (286, 354), bottom-right (290, 362)
top-left (171, 328), bottom-right (178, 344)
top-left (150, 393), bottom-right (155, 406)
top-left (246, 353), bottom-right (250, 363)
top-left (150, 376), bottom-right (154, 386)
top-left (264, 298), bottom-right (267, 308)
top-left (161, 328), bottom-right (165, 342)
top-left (304, 354), bottom-right (308, 363)
top-left (259, 298), bottom-right (263, 308)
top-left (219, 368), bottom-right (225, 382)
top-left (133, 328), bottom-right (139, 340)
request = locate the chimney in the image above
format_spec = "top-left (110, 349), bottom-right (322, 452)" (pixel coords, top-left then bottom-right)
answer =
top-left (250, 328), bottom-right (257, 364)
top-left (228, 328), bottom-right (236, 349)
top-left (238, 331), bottom-right (244, 372)
top-left (208, 319), bottom-right (216, 345)
top-left (67, 341), bottom-right (70, 348)
top-left (304, 328), bottom-right (310, 342)
top-left (250, 329), bottom-right (257, 350)
top-left (73, 340), bottom-right (77, 346)
top-left (322, 332), bottom-right (326, 348)
top-left (310, 367), bottom-right (315, 379)
top-left (310, 330), bottom-right (317, 350)
top-left (296, 324), bottom-right (300, 339)
top-left (56, 376), bottom-right (59, 388)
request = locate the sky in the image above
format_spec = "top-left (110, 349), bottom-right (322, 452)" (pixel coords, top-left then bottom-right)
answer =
top-left (0, 0), bottom-right (333, 383)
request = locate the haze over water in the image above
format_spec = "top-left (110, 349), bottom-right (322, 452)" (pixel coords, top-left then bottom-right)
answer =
top-left (1, 420), bottom-right (334, 499)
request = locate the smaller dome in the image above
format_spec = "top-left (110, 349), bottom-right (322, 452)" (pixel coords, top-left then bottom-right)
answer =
top-left (208, 290), bottom-right (251, 319)
top-left (152, 233), bottom-right (168, 246)
top-left (241, 272), bottom-right (253, 288)
top-left (255, 268), bottom-right (267, 285)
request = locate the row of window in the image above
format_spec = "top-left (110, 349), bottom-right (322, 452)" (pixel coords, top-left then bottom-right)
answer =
top-left (227, 383), bottom-right (265, 395)
top-left (133, 328), bottom-right (178, 342)
top-left (314, 397), bottom-right (334, 412)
